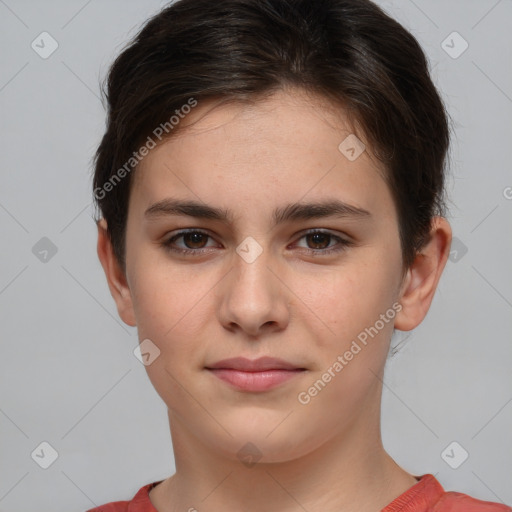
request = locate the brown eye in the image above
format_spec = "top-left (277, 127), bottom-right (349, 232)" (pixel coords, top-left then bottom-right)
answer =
top-left (294, 229), bottom-right (352, 255)
top-left (163, 229), bottom-right (218, 255)
top-left (305, 232), bottom-right (332, 250)
top-left (182, 232), bottom-right (209, 249)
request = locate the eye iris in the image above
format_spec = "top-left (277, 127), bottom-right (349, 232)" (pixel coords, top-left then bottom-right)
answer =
top-left (184, 232), bottom-right (207, 248)
top-left (307, 232), bottom-right (330, 249)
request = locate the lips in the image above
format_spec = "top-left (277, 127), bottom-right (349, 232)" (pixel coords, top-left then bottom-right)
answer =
top-left (205, 357), bottom-right (306, 392)
top-left (207, 356), bottom-right (303, 372)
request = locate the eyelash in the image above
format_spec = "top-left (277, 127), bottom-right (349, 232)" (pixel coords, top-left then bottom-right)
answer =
top-left (161, 229), bottom-right (353, 256)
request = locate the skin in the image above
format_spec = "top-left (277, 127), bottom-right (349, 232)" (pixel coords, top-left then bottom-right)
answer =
top-left (97, 87), bottom-right (452, 512)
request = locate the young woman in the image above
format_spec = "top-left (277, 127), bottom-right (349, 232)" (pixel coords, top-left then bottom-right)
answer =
top-left (90, 0), bottom-right (511, 510)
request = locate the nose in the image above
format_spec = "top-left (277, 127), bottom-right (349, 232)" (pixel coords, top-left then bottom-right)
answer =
top-left (217, 242), bottom-right (290, 338)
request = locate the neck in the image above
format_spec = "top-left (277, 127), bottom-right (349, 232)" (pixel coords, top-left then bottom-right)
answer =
top-left (150, 410), bottom-right (417, 512)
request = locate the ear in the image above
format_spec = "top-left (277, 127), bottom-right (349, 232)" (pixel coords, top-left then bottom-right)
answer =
top-left (394, 216), bottom-right (452, 331)
top-left (96, 218), bottom-right (137, 327)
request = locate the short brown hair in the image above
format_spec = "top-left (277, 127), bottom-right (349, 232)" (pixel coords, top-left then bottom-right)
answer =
top-left (92, 0), bottom-right (451, 274)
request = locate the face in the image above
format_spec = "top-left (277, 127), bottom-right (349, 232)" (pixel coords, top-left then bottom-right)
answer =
top-left (119, 88), bottom-right (408, 463)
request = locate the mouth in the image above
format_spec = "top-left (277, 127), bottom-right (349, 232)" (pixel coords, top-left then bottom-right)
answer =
top-left (205, 357), bottom-right (307, 392)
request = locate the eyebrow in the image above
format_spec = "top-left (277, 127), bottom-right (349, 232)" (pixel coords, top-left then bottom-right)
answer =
top-left (144, 197), bottom-right (371, 227)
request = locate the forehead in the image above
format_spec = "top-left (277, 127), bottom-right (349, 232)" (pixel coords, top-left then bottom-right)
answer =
top-left (134, 88), bottom-right (368, 176)
top-left (130, 88), bottom-right (394, 225)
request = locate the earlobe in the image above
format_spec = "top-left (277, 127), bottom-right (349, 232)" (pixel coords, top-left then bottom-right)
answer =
top-left (96, 218), bottom-right (137, 327)
top-left (394, 217), bottom-right (452, 331)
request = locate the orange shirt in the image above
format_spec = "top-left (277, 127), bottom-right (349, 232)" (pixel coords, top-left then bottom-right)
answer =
top-left (87, 474), bottom-right (511, 511)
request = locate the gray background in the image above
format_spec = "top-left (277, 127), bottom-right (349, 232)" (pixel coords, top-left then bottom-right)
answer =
top-left (0, 0), bottom-right (511, 510)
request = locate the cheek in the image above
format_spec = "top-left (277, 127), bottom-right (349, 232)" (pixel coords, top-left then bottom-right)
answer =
top-left (301, 263), bottom-right (395, 333)
top-left (299, 256), bottom-right (401, 377)
top-left (129, 259), bottom-right (212, 359)
top-left (129, 265), bottom-right (211, 410)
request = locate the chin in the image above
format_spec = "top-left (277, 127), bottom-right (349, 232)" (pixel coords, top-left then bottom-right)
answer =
top-left (199, 414), bottom-right (320, 465)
